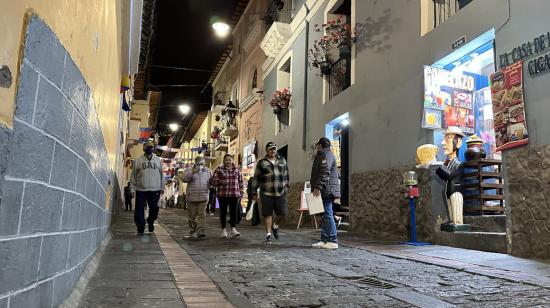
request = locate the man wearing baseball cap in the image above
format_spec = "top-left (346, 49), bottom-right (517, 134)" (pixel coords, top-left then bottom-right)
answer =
top-left (129, 142), bottom-right (164, 235)
top-left (250, 142), bottom-right (289, 244)
top-left (310, 137), bottom-right (340, 249)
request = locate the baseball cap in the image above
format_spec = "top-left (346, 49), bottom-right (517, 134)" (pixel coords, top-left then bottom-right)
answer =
top-left (316, 137), bottom-right (331, 148)
top-left (143, 142), bottom-right (155, 150)
top-left (265, 142), bottom-right (277, 150)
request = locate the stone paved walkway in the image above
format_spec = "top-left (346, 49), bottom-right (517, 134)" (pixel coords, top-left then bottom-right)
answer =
top-left (77, 211), bottom-right (232, 308)
top-left (158, 208), bottom-right (550, 308)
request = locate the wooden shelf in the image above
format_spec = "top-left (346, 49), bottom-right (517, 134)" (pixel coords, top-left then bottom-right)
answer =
top-left (465, 194), bottom-right (505, 201)
top-left (463, 183), bottom-right (504, 190)
top-left (465, 205), bottom-right (505, 213)
top-left (462, 159), bottom-right (505, 215)
top-left (464, 171), bottom-right (502, 178)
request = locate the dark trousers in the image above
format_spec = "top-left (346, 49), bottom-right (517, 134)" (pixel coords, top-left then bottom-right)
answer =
top-left (125, 196), bottom-right (133, 211)
top-left (218, 197), bottom-right (238, 229)
top-left (134, 191), bottom-right (160, 232)
top-left (207, 189), bottom-right (217, 213)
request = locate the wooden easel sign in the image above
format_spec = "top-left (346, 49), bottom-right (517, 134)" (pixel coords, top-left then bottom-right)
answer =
top-left (297, 182), bottom-right (318, 229)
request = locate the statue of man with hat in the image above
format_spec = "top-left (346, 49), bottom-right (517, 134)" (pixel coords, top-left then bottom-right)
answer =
top-left (436, 126), bottom-right (469, 230)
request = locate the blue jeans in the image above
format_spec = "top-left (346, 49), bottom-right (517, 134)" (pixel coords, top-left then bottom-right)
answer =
top-left (320, 197), bottom-right (337, 243)
top-left (134, 191), bottom-right (161, 232)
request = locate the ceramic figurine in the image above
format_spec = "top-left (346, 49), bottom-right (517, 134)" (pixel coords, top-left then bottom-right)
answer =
top-left (436, 126), bottom-right (467, 228)
top-left (465, 134), bottom-right (486, 161)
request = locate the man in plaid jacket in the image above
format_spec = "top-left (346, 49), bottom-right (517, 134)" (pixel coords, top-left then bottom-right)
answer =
top-left (251, 142), bottom-right (290, 244)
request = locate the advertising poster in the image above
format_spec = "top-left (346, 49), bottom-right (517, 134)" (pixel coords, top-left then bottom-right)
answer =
top-left (490, 61), bottom-right (528, 151)
top-left (422, 66), bottom-right (475, 134)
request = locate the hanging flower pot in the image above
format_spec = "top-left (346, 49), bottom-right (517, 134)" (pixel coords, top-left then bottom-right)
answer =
top-left (339, 45), bottom-right (351, 59)
top-left (319, 61), bottom-right (332, 75)
top-left (279, 100), bottom-right (289, 109)
top-left (272, 105), bottom-right (281, 114)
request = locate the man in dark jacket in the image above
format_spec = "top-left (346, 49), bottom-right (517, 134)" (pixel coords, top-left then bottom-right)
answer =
top-left (124, 182), bottom-right (133, 211)
top-left (310, 137), bottom-right (340, 249)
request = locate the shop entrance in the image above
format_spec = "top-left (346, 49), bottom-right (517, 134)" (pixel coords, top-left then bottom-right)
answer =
top-left (326, 113), bottom-right (350, 228)
top-left (424, 29), bottom-right (508, 250)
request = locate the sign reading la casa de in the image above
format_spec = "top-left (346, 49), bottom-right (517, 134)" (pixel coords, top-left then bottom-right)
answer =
top-left (499, 31), bottom-right (550, 77)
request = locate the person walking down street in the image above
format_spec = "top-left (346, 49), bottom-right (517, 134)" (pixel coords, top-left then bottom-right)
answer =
top-left (124, 182), bottom-right (133, 211)
top-left (207, 186), bottom-right (217, 216)
top-left (251, 142), bottom-right (289, 245)
top-left (174, 169), bottom-right (187, 210)
top-left (310, 137), bottom-right (340, 249)
top-left (182, 156), bottom-right (211, 238)
top-left (210, 154), bottom-right (243, 238)
top-left (130, 142), bottom-right (164, 235)
top-left (246, 177), bottom-right (260, 226)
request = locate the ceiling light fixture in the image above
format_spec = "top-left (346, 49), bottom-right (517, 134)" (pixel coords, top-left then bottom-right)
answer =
top-left (212, 22), bottom-right (230, 37)
top-left (341, 119), bottom-right (350, 127)
top-left (168, 123), bottom-right (179, 131)
top-left (178, 104), bottom-right (191, 114)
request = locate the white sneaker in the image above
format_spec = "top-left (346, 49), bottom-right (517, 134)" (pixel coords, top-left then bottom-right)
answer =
top-left (312, 241), bottom-right (325, 248)
top-left (220, 229), bottom-right (228, 238)
top-left (229, 227), bottom-right (240, 238)
top-left (319, 242), bottom-right (338, 249)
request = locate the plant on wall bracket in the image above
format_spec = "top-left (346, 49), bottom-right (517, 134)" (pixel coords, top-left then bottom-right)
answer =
top-left (269, 88), bottom-right (291, 114)
top-left (308, 18), bottom-right (355, 75)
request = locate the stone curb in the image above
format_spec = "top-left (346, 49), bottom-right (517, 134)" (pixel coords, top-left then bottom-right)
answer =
top-left (157, 223), bottom-right (256, 308)
top-left (155, 224), bottom-right (255, 308)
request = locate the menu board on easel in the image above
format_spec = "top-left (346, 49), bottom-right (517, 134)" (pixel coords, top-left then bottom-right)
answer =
top-left (490, 61), bottom-right (529, 151)
top-left (422, 66), bottom-right (475, 134)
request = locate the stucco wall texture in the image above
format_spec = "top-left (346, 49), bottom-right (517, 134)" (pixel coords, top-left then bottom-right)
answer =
top-left (0, 15), bottom-right (112, 307)
top-left (0, 0), bottom-right (122, 168)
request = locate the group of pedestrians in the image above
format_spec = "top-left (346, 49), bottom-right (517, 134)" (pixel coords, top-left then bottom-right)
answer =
top-left (126, 137), bottom-right (341, 249)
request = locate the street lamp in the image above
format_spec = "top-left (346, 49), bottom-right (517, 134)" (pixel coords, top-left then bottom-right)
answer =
top-left (168, 123), bottom-right (179, 131)
top-left (212, 22), bottom-right (230, 38)
top-left (178, 104), bottom-right (191, 115)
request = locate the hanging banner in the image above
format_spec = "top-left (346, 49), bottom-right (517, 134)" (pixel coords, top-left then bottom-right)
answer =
top-left (156, 145), bottom-right (192, 153)
top-left (490, 61), bottom-right (529, 151)
top-left (422, 66), bottom-right (475, 134)
top-left (138, 128), bottom-right (153, 143)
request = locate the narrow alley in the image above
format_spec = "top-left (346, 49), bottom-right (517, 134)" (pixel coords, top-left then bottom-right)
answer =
top-left (2, 0), bottom-right (550, 307)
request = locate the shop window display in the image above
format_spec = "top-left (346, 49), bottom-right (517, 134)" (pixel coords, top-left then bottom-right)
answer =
top-left (423, 30), bottom-right (505, 213)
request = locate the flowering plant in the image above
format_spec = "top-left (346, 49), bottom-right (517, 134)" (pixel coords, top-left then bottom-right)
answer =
top-left (210, 126), bottom-right (222, 139)
top-left (308, 18), bottom-right (354, 69)
top-left (270, 88), bottom-right (291, 109)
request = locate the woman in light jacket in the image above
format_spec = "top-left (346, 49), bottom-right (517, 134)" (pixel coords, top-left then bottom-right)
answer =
top-left (182, 156), bottom-right (211, 238)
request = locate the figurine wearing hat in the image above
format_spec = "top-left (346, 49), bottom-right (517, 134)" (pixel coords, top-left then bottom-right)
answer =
top-left (436, 126), bottom-right (468, 229)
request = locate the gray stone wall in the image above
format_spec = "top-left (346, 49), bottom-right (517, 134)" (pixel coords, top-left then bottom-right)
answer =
top-left (505, 144), bottom-right (550, 258)
top-left (348, 166), bottom-right (433, 241)
top-left (0, 15), bottom-right (112, 307)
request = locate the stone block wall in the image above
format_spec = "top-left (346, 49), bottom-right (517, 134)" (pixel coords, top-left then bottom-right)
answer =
top-left (505, 144), bottom-right (550, 258)
top-left (349, 166), bottom-right (433, 241)
top-left (0, 15), bottom-right (112, 307)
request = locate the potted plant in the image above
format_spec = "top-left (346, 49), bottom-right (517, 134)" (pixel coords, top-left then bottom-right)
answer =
top-left (210, 126), bottom-right (221, 139)
top-left (308, 18), bottom-right (355, 74)
top-left (320, 19), bottom-right (354, 59)
top-left (270, 88), bottom-right (291, 114)
top-left (308, 35), bottom-right (333, 75)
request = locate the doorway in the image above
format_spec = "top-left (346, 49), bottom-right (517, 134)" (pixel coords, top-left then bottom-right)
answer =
top-left (325, 113), bottom-right (350, 228)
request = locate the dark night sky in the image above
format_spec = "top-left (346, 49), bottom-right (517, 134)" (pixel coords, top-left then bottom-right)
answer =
top-left (149, 0), bottom-right (240, 134)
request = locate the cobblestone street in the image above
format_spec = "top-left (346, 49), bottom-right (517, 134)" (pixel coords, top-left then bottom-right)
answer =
top-left (158, 208), bottom-right (550, 307)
